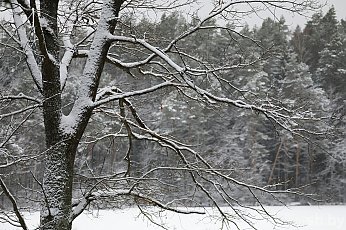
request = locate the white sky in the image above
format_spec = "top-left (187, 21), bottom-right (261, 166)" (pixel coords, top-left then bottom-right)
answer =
top-left (0, 0), bottom-right (344, 29)
top-left (189, 0), bottom-right (346, 29)
top-left (279, 0), bottom-right (346, 27)
top-left (238, 0), bottom-right (346, 28)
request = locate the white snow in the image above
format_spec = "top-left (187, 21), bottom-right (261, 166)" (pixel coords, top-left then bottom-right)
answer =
top-left (60, 113), bottom-right (79, 135)
top-left (60, 97), bottom-right (93, 135)
top-left (10, 0), bottom-right (42, 89)
top-left (107, 35), bottom-right (185, 73)
top-left (1, 206), bottom-right (346, 230)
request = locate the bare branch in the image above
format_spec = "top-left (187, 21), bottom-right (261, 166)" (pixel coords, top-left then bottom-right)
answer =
top-left (0, 176), bottom-right (28, 230)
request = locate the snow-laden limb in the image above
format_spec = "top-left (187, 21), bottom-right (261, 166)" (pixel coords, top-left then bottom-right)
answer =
top-left (70, 196), bottom-right (93, 222)
top-left (0, 93), bottom-right (42, 104)
top-left (60, 0), bottom-right (123, 136)
top-left (15, 0), bottom-right (59, 65)
top-left (93, 81), bottom-right (180, 107)
top-left (71, 189), bottom-right (205, 221)
top-left (93, 96), bottom-right (311, 204)
top-left (58, 1), bottom-right (80, 91)
top-left (76, 0), bottom-right (121, 99)
top-left (60, 29), bottom-right (75, 91)
top-left (0, 104), bottom-right (40, 121)
top-left (10, 0), bottom-right (42, 92)
top-left (0, 152), bottom-right (40, 169)
top-left (124, 0), bottom-right (197, 10)
top-left (101, 1), bottom-right (320, 71)
top-left (105, 32), bottom-right (322, 138)
top-left (82, 133), bottom-right (128, 144)
top-left (120, 114), bottom-right (307, 198)
top-left (107, 35), bottom-right (184, 72)
top-left (70, 176), bottom-right (206, 222)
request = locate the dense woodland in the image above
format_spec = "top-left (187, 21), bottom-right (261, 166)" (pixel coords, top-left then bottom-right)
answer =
top-left (0, 4), bottom-right (345, 213)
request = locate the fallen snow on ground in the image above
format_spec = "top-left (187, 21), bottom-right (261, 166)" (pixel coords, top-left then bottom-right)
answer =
top-left (1, 206), bottom-right (345, 230)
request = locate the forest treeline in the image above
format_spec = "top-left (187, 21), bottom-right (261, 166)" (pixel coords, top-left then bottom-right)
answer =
top-left (0, 7), bottom-right (345, 207)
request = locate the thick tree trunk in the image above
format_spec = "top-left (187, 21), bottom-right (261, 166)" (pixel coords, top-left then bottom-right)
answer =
top-left (40, 142), bottom-right (74, 230)
top-left (39, 112), bottom-right (90, 230)
top-left (37, 0), bottom-right (75, 228)
top-left (37, 1), bottom-right (124, 229)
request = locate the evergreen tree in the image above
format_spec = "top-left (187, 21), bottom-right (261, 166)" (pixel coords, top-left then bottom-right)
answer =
top-left (315, 33), bottom-right (346, 96)
top-left (290, 25), bottom-right (305, 63)
top-left (303, 7), bottom-right (338, 72)
top-left (302, 12), bottom-right (324, 71)
top-left (279, 50), bottom-right (331, 189)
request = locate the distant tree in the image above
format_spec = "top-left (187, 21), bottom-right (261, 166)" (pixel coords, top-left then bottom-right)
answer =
top-left (315, 33), bottom-right (346, 97)
top-left (279, 50), bottom-right (331, 191)
top-left (302, 7), bottom-right (339, 72)
top-left (290, 25), bottom-right (305, 63)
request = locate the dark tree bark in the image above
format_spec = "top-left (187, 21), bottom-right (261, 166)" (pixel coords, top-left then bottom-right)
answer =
top-left (37, 1), bottom-right (124, 229)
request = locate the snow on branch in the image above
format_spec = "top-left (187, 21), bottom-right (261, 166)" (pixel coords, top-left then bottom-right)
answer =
top-left (0, 152), bottom-right (40, 169)
top-left (0, 93), bottom-right (42, 104)
top-left (59, 1), bottom-right (79, 91)
top-left (0, 104), bottom-right (40, 121)
top-left (9, 0), bottom-right (42, 91)
top-left (60, 29), bottom-right (75, 91)
top-left (107, 35), bottom-right (185, 72)
top-left (93, 81), bottom-right (181, 107)
top-left (79, 108), bottom-right (309, 227)
top-left (112, 107), bottom-right (310, 200)
top-left (106, 32), bottom-right (319, 137)
top-left (124, 0), bottom-right (196, 10)
top-left (71, 189), bottom-right (205, 220)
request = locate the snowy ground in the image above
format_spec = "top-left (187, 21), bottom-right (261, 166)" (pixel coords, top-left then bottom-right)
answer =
top-left (2, 206), bottom-right (345, 230)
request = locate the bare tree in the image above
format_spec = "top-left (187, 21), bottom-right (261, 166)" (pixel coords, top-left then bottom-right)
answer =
top-left (0, 0), bottom-right (323, 230)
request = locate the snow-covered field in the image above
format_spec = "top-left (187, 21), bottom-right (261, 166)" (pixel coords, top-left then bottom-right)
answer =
top-left (2, 206), bottom-right (346, 230)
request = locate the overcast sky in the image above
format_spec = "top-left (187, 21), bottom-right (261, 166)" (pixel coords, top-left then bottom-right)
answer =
top-left (244, 0), bottom-right (346, 28)
top-left (285, 0), bottom-right (346, 26)
top-left (0, 0), bottom-right (344, 29)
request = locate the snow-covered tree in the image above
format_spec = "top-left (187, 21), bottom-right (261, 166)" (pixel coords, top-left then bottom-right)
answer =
top-left (0, 1), bottom-right (324, 229)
